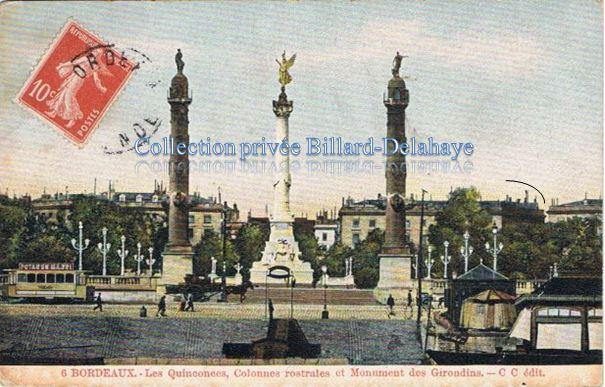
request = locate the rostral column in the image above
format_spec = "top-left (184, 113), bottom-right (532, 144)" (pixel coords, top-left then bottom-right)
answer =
top-left (377, 52), bottom-right (414, 289)
top-left (161, 49), bottom-right (193, 286)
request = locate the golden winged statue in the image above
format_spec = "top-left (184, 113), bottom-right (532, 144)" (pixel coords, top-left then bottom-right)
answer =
top-left (276, 51), bottom-right (296, 87)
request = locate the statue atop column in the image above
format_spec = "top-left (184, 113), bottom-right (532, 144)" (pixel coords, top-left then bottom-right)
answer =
top-left (175, 48), bottom-right (185, 73)
top-left (276, 51), bottom-right (296, 89)
top-left (392, 51), bottom-right (407, 77)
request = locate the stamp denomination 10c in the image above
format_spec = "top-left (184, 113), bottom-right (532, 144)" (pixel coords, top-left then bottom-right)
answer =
top-left (16, 20), bottom-right (136, 146)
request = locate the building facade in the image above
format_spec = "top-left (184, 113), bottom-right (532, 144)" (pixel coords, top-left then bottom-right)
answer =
top-left (31, 184), bottom-right (239, 247)
top-left (547, 198), bottom-right (602, 222)
top-left (339, 193), bottom-right (545, 248)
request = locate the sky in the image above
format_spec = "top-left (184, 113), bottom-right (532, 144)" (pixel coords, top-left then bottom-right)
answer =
top-left (0, 1), bottom-right (602, 217)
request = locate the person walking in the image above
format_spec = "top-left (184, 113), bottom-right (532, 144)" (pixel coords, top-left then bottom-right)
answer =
top-left (185, 293), bottom-right (194, 312)
top-left (387, 294), bottom-right (395, 316)
top-left (268, 298), bottom-right (275, 321)
top-left (156, 295), bottom-right (166, 317)
top-left (407, 290), bottom-right (413, 310)
top-left (93, 293), bottom-right (103, 312)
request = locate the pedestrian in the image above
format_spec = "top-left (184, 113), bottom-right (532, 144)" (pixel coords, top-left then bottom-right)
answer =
top-left (407, 290), bottom-right (413, 310)
top-left (438, 296), bottom-right (444, 308)
top-left (387, 294), bottom-right (395, 315)
top-left (179, 294), bottom-right (186, 312)
top-left (268, 298), bottom-right (275, 321)
top-left (156, 295), bottom-right (166, 317)
top-left (185, 293), bottom-right (194, 312)
top-left (93, 293), bottom-right (103, 312)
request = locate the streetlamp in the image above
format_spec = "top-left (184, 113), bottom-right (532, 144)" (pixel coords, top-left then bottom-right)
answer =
top-left (485, 223), bottom-right (503, 272)
top-left (146, 247), bottom-right (155, 277)
top-left (441, 241), bottom-right (451, 279)
top-left (71, 221), bottom-right (90, 271)
top-left (220, 207), bottom-right (228, 303)
top-left (416, 189), bottom-right (427, 329)
top-left (321, 265), bottom-right (329, 319)
top-left (97, 227), bottom-right (111, 276)
top-left (117, 235), bottom-right (129, 276)
top-left (134, 242), bottom-right (143, 276)
top-left (460, 231), bottom-right (474, 273)
top-left (425, 245), bottom-right (434, 279)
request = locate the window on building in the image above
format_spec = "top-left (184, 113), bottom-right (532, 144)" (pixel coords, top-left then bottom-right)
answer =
top-left (56, 273), bottom-right (65, 283)
top-left (352, 219), bottom-right (360, 228)
top-left (27, 273), bottom-right (35, 283)
top-left (36, 274), bottom-right (45, 283)
top-left (17, 274), bottom-right (26, 283)
top-left (204, 215), bottom-right (212, 224)
top-left (188, 215), bottom-right (195, 224)
top-left (119, 194), bottom-right (126, 202)
top-left (135, 194), bottom-right (143, 203)
top-left (538, 307), bottom-right (581, 317)
top-left (369, 219), bottom-right (376, 228)
top-left (46, 274), bottom-right (55, 283)
top-left (65, 273), bottom-right (74, 283)
top-left (352, 233), bottom-right (360, 245)
top-left (406, 220), bottom-right (411, 228)
top-left (152, 195), bottom-right (159, 203)
top-left (322, 232), bottom-right (328, 241)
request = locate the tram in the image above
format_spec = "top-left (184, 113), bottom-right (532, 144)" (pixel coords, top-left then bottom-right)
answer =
top-left (1, 262), bottom-right (93, 301)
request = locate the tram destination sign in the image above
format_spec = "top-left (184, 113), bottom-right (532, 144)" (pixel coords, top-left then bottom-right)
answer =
top-left (18, 262), bottom-right (74, 271)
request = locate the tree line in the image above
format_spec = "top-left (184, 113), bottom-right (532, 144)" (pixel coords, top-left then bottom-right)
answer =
top-left (0, 188), bottom-right (600, 286)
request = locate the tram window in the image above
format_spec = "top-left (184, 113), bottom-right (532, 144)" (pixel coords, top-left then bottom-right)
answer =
top-left (46, 274), bottom-right (55, 283)
top-left (36, 274), bottom-right (45, 283)
top-left (66, 273), bottom-right (74, 283)
top-left (27, 273), bottom-right (35, 283)
top-left (17, 274), bottom-right (26, 283)
top-left (56, 274), bottom-right (65, 283)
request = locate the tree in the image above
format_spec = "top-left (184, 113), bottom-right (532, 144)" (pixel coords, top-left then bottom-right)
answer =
top-left (193, 230), bottom-right (239, 277)
top-left (428, 187), bottom-right (493, 277)
top-left (51, 197), bottom-right (164, 275)
top-left (351, 228), bottom-right (384, 288)
top-left (20, 235), bottom-right (72, 263)
top-left (322, 242), bottom-right (353, 277)
top-left (0, 203), bottom-right (27, 269)
top-left (234, 224), bottom-right (268, 280)
top-left (499, 217), bottom-right (602, 279)
top-left (293, 222), bottom-right (323, 282)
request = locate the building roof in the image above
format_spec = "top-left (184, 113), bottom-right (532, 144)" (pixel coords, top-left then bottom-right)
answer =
top-left (340, 195), bottom-right (543, 216)
top-left (547, 199), bottom-right (602, 215)
top-left (456, 262), bottom-right (509, 281)
top-left (515, 276), bottom-right (602, 307)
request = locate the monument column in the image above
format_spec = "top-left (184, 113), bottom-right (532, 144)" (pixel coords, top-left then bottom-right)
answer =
top-left (162, 49), bottom-right (193, 286)
top-left (377, 52), bottom-right (414, 289)
top-left (272, 88), bottom-right (293, 222)
top-left (249, 52), bottom-right (313, 285)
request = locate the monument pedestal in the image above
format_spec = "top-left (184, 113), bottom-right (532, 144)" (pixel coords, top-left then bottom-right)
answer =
top-left (160, 251), bottom-right (193, 286)
top-left (377, 254), bottom-right (414, 289)
top-left (249, 221), bottom-right (314, 285)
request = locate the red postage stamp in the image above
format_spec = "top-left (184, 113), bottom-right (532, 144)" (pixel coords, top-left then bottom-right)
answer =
top-left (16, 20), bottom-right (136, 146)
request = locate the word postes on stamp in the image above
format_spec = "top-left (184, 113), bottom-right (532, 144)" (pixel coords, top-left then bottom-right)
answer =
top-left (17, 20), bottom-right (136, 146)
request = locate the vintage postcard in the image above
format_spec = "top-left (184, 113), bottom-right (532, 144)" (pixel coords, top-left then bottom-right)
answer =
top-left (0, 1), bottom-right (602, 386)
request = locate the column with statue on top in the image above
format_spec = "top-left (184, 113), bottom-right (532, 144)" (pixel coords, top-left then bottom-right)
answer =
top-left (249, 52), bottom-right (313, 285)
